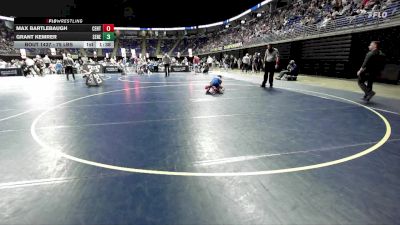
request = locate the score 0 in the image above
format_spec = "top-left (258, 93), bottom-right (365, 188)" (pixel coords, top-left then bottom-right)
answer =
top-left (103, 24), bottom-right (114, 32)
top-left (102, 24), bottom-right (115, 41)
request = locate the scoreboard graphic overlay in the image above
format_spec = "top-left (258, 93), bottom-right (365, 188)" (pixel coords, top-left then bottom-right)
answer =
top-left (13, 18), bottom-right (115, 49)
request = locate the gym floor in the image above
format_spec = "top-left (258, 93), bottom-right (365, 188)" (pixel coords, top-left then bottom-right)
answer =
top-left (0, 72), bottom-right (399, 224)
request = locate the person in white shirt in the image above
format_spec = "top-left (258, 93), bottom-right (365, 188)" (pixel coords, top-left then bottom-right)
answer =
top-left (207, 56), bottom-right (213, 69)
top-left (43, 55), bottom-right (51, 68)
top-left (242, 53), bottom-right (250, 73)
top-left (24, 57), bottom-right (36, 76)
top-left (0, 59), bottom-right (6, 68)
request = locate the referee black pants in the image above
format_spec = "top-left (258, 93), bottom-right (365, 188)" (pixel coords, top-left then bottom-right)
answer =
top-left (262, 62), bottom-right (275, 87)
top-left (164, 64), bottom-right (170, 77)
top-left (65, 66), bottom-right (75, 80)
top-left (358, 71), bottom-right (377, 95)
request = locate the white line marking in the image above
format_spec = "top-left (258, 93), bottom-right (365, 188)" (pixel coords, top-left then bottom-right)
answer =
top-left (0, 129), bottom-right (29, 133)
top-left (0, 109), bottom-right (18, 112)
top-left (0, 178), bottom-right (72, 190)
top-left (118, 76), bottom-right (239, 83)
top-left (0, 109), bottom-right (36, 122)
top-left (194, 138), bottom-right (400, 166)
top-left (0, 173), bottom-right (125, 190)
top-left (3, 138), bottom-right (399, 190)
top-left (370, 107), bottom-right (400, 115)
top-left (29, 84), bottom-right (392, 176)
top-left (0, 81), bottom-right (249, 123)
top-left (32, 105), bottom-right (357, 130)
top-left (35, 113), bottom-right (262, 130)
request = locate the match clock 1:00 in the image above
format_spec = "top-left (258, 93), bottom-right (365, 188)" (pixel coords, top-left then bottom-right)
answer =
top-left (97, 41), bottom-right (113, 48)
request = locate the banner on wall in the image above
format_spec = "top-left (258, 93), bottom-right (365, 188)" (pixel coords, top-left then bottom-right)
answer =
top-left (170, 65), bottom-right (189, 72)
top-left (224, 42), bottom-right (243, 50)
top-left (211, 47), bottom-right (223, 52)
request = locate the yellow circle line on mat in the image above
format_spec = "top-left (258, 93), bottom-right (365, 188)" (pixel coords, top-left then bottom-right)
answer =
top-left (30, 84), bottom-right (391, 176)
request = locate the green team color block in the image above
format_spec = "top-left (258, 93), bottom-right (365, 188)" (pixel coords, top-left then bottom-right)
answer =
top-left (102, 32), bottom-right (115, 41)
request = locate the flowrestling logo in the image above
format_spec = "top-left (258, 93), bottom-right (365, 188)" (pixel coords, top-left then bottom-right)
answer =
top-left (47, 19), bottom-right (84, 24)
top-left (368, 11), bottom-right (389, 18)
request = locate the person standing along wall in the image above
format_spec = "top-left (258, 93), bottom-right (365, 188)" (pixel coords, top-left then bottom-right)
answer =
top-left (207, 56), bottom-right (213, 70)
top-left (242, 53), bottom-right (250, 73)
top-left (256, 53), bottom-right (262, 73)
top-left (193, 55), bottom-right (201, 73)
top-left (237, 58), bottom-right (242, 70)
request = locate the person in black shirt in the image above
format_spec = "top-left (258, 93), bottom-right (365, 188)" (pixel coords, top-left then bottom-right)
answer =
top-left (357, 41), bottom-right (386, 101)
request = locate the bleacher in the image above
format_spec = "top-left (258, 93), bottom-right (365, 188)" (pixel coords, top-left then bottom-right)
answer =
top-left (301, 35), bottom-right (352, 77)
top-left (174, 38), bottom-right (186, 55)
top-left (119, 38), bottom-right (142, 55)
top-left (160, 39), bottom-right (175, 55)
top-left (146, 39), bottom-right (157, 56)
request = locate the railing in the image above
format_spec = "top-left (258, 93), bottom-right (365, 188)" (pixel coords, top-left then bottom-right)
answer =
top-left (199, 0), bottom-right (400, 54)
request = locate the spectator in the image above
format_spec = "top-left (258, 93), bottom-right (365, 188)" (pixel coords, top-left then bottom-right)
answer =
top-left (242, 53), bottom-right (251, 73)
top-left (43, 55), bottom-right (51, 68)
top-left (196, 0), bottom-right (392, 52)
top-left (276, 60), bottom-right (299, 80)
top-left (207, 56), bottom-right (213, 69)
top-left (0, 59), bottom-right (7, 68)
top-left (237, 57), bottom-right (242, 70)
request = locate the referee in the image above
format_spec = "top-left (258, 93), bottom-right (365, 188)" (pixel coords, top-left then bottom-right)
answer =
top-left (63, 54), bottom-right (75, 81)
top-left (357, 41), bottom-right (386, 101)
top-left (261, 44), bottom-right (280, 88)
top-left (162, 53), bottom-right (171, 77)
